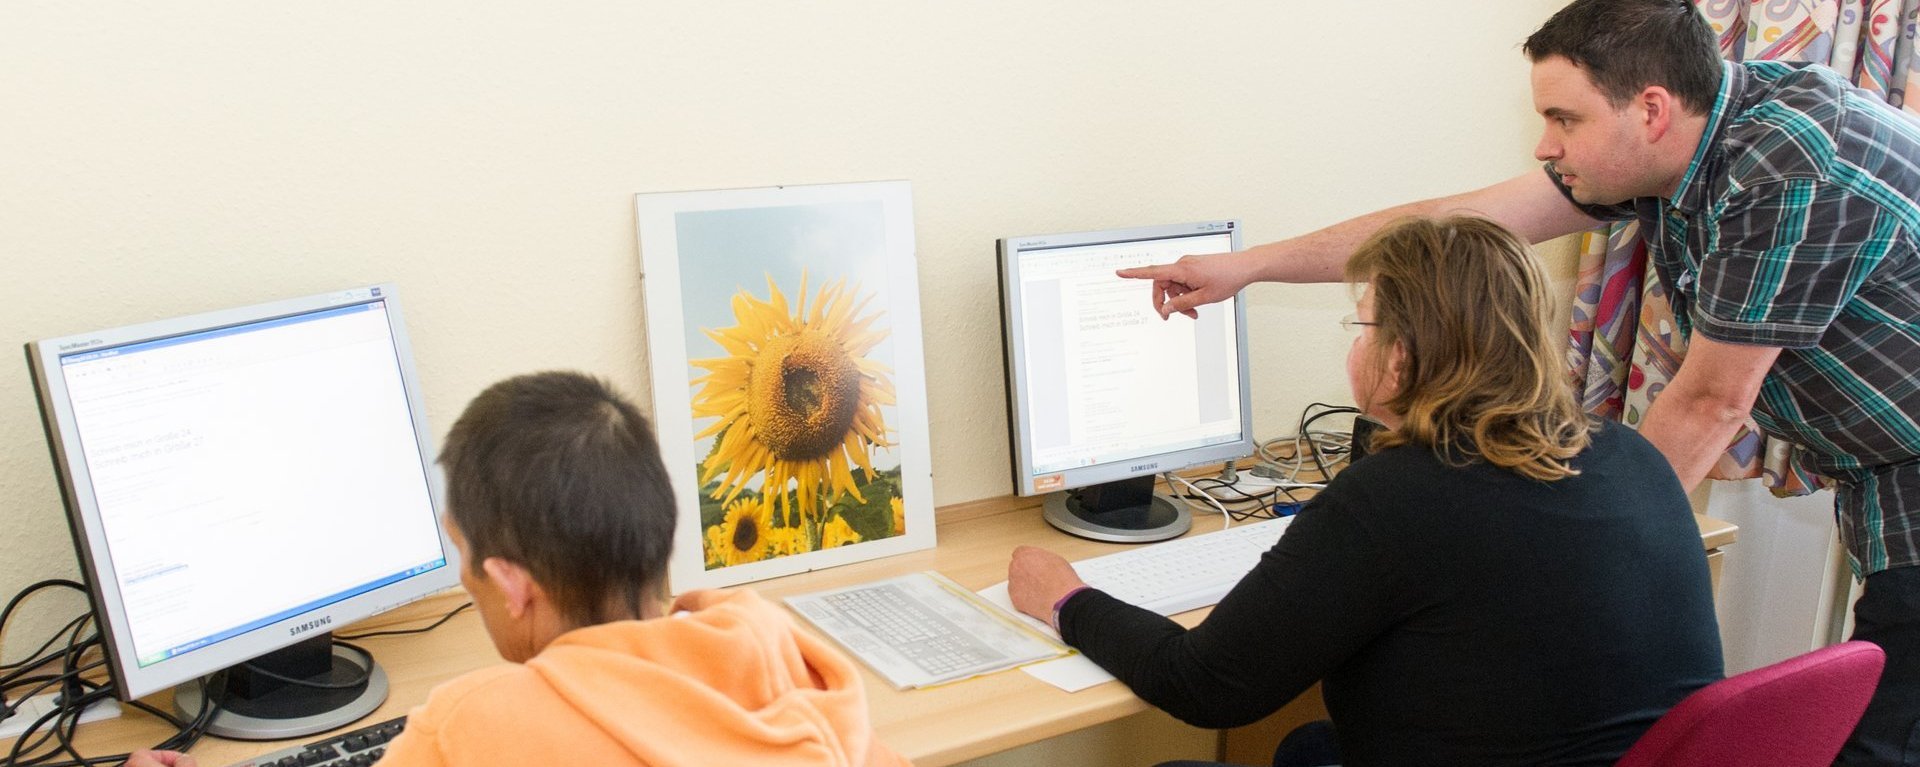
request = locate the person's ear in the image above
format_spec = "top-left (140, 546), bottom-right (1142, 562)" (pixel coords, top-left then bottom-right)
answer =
top-left (480, 557), bottom-right (540, 619)
top-left (1640, 85), bottom-right (1676, 142)
top-left (1386, 340), bottom-right (1410, 381)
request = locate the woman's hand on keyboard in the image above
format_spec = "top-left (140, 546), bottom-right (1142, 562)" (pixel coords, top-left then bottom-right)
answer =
top-left (1008, 546), bottom-right (1088, 628)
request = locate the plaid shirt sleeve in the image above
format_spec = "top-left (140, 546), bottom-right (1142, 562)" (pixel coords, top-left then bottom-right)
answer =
top-left (1691, 177), bottom-right (1907, 349)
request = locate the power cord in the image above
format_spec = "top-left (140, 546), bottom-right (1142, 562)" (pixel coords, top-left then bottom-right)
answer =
top-left (335, 602), bottom-right (472, 641)
top-left (1, 587), bottom-right (473, 765)
top-left (1255, 403), bottom-right (1362, 483)
top-left (1167, 402), bottom-right (1368, 527)
top-left (1163, 472), bottom-right (1235, 530)
top-left (0, 579), bottom-right (220, 767)
top-left (237, 641), bottom-right (376, 691)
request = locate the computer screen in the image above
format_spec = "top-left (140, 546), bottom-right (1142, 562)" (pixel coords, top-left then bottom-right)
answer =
top-left (25, 284), bottom-right (457, 737)
top-left (999, 221), bottom-right (1254, 542)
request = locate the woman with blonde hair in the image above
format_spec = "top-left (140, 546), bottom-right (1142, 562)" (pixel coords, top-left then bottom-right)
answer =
top-left (1008, 216), bottom-right (1723, 767)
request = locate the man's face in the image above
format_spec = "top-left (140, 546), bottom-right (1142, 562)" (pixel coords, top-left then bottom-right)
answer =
top-left (1531, 55), bottom-right (1658, 205)
top-left (445, 513), bottom-right (535, 662)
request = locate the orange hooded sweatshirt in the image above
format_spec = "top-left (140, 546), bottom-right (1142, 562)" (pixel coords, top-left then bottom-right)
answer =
top-left (375, 589), bottom-right (909, 766)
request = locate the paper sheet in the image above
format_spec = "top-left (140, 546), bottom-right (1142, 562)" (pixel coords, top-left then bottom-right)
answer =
top-left (977, 581), bottom-right (1118, 692)
top-left (787, 572), bottom-right (1066, 689)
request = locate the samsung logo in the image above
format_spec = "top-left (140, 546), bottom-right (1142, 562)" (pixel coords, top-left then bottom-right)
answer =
top-left (1130, 462), bottom-right (1159, 472)
top-left (289, 616), bottom-right (333, 637)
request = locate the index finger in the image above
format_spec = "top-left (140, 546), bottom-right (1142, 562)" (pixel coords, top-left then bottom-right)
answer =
top-left (1115, 263), bottom-right (1180, 280)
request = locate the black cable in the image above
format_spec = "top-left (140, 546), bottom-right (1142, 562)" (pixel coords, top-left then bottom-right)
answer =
top-left (1298, 403), bottom-right (1360, 429)
top-left (6, 693), bottom-right (74, 766)
top-left (4, 621), bottom-right (103, 767)
top-left (1276, 484), bottom-right (1305, 507)
top-left (236, 641), bottom-right (375, 690)
top-left (151, 671), bottom-right (220, 754)
top-left (1171, 494), bottom-right (1275, 521)
top-left (1297, 404), bottom-right (1360, 480)
top-left (0, 577), bottom-right (233, 767)
top-left (121, 697), bottom-right (188, 732)
top-left (1189, 477), bottom-right (1277, 501)
top-left (0, 580), bottom-right (90, 671)
top-left (1, 660), bottom-right (105, 720)
top-left (1174, 481), bottom-right (1287, 522)
top-left (21, 676), bottom-right (219, 767)
top-left (47, 686), bottom-right (106, 767)
top-left (0, 614), bottom-right (93, 686)
top-left (1171, 497), bottom-right (1269, 522)
top-left (2, 607), bottom-right (99, 729)
top-left (1, 570), bottom-right (446, 766)
top-left (335, 601), bottom-right (473, 640)
top-left (26, 690), bottom-right (160, 767)
top-left (4, 677), bottom-right (107, 767)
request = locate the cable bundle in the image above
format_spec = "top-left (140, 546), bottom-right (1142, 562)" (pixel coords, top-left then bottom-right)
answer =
top-left (1167, 403), bottom-right (1362, 528)
top-left (1, 580), bottom-right (216, 767)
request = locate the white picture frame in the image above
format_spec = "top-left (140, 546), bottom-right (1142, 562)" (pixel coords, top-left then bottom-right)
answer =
top-left (636, 180), bottom-right (935, 591)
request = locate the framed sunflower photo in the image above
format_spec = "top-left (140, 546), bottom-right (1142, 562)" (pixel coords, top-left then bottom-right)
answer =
top-left (636, 181), bottom-right (935, 591)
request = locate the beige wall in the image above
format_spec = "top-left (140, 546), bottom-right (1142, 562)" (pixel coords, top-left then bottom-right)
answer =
top-left (0, 1), bottom-right (1570, 685)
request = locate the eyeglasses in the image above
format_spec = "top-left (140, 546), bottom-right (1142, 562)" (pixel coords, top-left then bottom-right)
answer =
top-left (1340, 314), bottom-right (1379, 333)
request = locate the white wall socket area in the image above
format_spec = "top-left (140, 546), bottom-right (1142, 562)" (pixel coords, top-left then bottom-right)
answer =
top-left (0, 693), bottom-right (123, 740)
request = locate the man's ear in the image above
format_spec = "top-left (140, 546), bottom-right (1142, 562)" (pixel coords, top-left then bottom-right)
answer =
top-left (1640, 85), bottom-right (1677, 142)
top-left (481, 557), bottom-right (541, 619)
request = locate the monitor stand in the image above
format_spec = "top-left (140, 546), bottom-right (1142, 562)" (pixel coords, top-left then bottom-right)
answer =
top-left (1042, 475), bottom-right (1191, 543)
top-left (175, 632), bottom-right (388, 740)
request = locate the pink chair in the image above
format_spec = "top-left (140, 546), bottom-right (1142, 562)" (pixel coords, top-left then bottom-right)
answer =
top-left (1616, 640), bottom-right (1886, 767)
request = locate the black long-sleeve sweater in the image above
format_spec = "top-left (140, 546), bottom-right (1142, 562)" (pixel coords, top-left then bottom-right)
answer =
top-left (1058, 421), bottom-right (1724, 767)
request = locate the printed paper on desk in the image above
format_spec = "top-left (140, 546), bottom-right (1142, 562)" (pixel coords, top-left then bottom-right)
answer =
top-left (786, 572), bottom-right (1068, 690)
top-left (976, 581), bottom-right (1118, 692)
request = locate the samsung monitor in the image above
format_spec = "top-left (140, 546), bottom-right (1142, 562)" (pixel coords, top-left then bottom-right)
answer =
top-left (998, 221), bottom-right (1255, 543)
top-left (24, 284), bottom-right (458, 740)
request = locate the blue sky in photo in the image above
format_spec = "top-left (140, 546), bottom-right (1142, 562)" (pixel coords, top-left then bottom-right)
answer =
top-left (673, 199), bottom-right (903, 480)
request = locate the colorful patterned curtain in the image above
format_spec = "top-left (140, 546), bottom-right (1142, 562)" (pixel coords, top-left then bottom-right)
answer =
top-left (1565, 0), bottom-right (1920, 495)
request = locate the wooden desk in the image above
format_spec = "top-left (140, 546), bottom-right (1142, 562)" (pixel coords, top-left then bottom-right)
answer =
top-left (9, 497), bottom-right (1737, 767)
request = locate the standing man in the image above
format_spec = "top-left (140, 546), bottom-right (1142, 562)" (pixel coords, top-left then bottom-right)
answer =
top-left (1123, 1), bottom-right (1920, 763)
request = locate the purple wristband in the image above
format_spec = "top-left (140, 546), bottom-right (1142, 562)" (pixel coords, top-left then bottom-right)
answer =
top-left (1051, 585), bottom-right (1092, 631)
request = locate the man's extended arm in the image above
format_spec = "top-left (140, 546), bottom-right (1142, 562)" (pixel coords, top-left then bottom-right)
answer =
top-left (1636, 334), bottom-right (1782, 490)
top-left (1246, 169), bottom-right (1602, 282)
top-left (1124, 169), bottom-right (1601, 318)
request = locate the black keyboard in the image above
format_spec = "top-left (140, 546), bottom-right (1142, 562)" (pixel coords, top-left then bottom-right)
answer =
top-left (219, 715), bottom-right (406, 767)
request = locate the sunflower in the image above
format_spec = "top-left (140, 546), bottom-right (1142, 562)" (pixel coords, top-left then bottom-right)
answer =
top-left (821, 515), bottom-right (863, 548)
top-left (890, 496), bottom-right (905, 536)
top-left (717, 496), bottom-right (774, 566)
top-left (690, 272), bottom-right (894, 518)
top-left (702, 524), bottom-right (729, 569)
top-left (768, 525), bottom-right (806, 557)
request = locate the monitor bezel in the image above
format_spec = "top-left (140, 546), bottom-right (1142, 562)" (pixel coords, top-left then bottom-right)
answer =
top-left (997, 221), bottom-right (1255, 498)
top-left (24, 284), bottom-right (460, 701)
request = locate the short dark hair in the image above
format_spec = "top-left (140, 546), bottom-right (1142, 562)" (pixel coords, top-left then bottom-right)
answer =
top-left (1523, 0), bottom-right (1722, 114)
top-left (439, 371), bottom-right (676, 627)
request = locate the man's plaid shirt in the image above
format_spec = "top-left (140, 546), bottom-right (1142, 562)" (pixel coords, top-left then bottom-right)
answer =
top-left (1555, 60), bottom-right (1920, 576)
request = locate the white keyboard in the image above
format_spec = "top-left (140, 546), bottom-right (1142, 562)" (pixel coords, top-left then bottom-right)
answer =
top-left (1072, 517), bottom-right (1294, 615)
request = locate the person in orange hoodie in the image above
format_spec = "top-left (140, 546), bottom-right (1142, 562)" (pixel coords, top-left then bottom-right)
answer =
top-left (131, 371), bottom-right (908, 767)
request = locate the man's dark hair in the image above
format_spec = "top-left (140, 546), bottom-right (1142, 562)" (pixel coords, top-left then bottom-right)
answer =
top-left (439, 371), bottom-right (676, 627)
top-left (1523, 0), bottom-right (1722, 113)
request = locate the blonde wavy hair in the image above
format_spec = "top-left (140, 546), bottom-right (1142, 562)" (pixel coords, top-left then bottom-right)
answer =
top-left (1346, 215), bottom-right (1591, 481)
